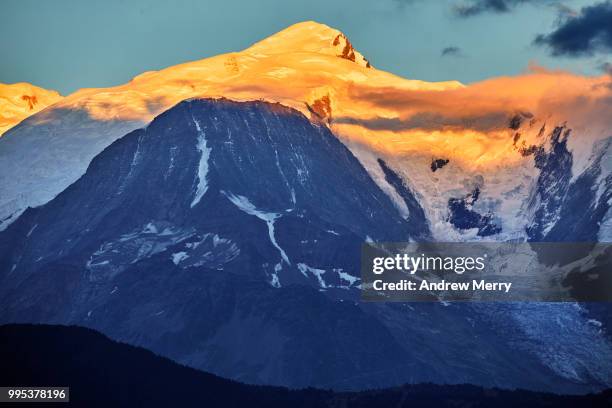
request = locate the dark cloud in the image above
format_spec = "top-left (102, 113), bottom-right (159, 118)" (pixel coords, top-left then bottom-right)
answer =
top-left (441, 46), bottom-right (463, 57)
top-left (453, 1), bottom-right (573, 18)
top-left (335, 112), bottom-right (510, 132)
top-left (552, 3), bottom-right (578, 18)
top-left (454, 0), bottom-right (531, 17)
top-left (534, 1), bottom-right (612, 56)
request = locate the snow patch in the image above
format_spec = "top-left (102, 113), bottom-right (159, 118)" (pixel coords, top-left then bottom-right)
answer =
top-left (336, 269), bottom-right (359, 286)
top-left (26, 224), bottom-right (38, 237)
top-left (87, 222), bottom-right (193, 276)
top-left (143, 222), bottom-right (158, 234)
top-left (588, 318), bottom-right (603, 328)
top-left (190, 116), bottom-right (212, 208)
top-left (171, 251), bottom-right (189, 265)
top-left (270, 262), bottom-right (282, 288)
top-left (224, 192), bottom-right (291, 264)
top-left (298, 263), bottom-right (327, 288)
top-left (176, 233), bottom-right (240, 269)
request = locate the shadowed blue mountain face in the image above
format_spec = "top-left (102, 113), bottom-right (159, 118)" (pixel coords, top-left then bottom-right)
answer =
top-left (0, 99), bottom-right (611, 393)
top-left (377, 158), bottom-right (430, 237)
top-left (447, 186), bottom-right (502, 237)
top-left (526, 126), bottom-right (612, 242)
top-left (526, 126), bottom-right (574, 241)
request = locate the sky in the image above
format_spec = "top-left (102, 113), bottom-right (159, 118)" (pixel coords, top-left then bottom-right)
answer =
top-left (1, 0), bottom-right (610, 95)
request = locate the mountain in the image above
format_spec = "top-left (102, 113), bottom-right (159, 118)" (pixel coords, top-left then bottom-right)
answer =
top-left (0, 82), bottom-right (62, 135)
top-left (0, 22), bottom-right (460, 228)
top-left (2, 98), bottom-right (611, 393)
top-left (0, 21), bottom-right (460, 231)
top-left (4, 324), bottom-right (612, 408)
top-left (1, 19), bottom-right (611, 398)
top-left (1, 22), bottom-right (610, 244)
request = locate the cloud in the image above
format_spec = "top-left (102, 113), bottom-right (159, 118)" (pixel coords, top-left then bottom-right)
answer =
top-left (454, 0), bottom-right (530, 17)
top-left (335, 111), bottom-right (510, 132)
top-left (341, 67), bottom-right (612, 136)
top-left (441, 46), bottom-right (463, 57)
top-left (552, 3), bottom-right (577, 18)
top-left (534, 1), bottom-right (612, 56)
top-left (330, 66), bottom-right (611, 169)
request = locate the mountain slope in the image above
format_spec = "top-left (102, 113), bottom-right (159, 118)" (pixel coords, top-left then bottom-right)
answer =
top-left (6, 324), bottom-right (611, 408)
top-left (0, 98), bottom-right (427, 389)
top-left (0, 82), bottom-right (62, 135)
top-left (1, 99), bottom-right (611, 393)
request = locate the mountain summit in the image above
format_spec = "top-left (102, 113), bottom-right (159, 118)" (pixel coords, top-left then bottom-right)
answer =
top-left (246, 21), bottom-right (372, 68)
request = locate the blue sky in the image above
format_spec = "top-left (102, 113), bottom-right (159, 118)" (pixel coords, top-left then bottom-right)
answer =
top-left (1, 0), bottom-right (608, 95)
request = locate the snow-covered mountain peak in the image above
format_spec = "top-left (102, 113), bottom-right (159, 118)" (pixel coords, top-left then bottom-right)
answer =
top-left (246, 21), bottom-right (371, 68)
top-left (0, 22), bottom-right (463, 231)
top-left (0, 82), bottom-right (63, 136)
